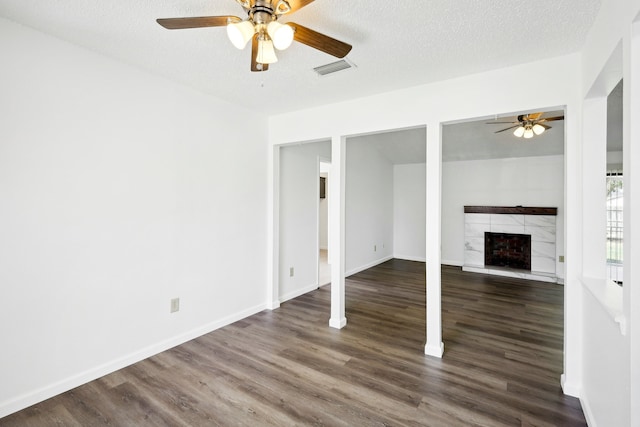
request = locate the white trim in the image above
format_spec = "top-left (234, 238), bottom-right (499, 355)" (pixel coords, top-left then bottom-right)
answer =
top-left (579, 387), bottom-right (597, 427)
top-left (0, 302), bottom-right (268, 419)
top-left (279, 283), bottom-right (319, 303)
top-left (346, 255), bottom-right (393, 277)
top-left (394, 254), bottom-right (427, 262)
top-left (441, 259), bottom-right (463, 267)
top-left (329, 317), bottom-right (347, 329)
top-left (560, 373), bottom-right (581, 398)
top-left (424, 342), bottom-right (444, 358)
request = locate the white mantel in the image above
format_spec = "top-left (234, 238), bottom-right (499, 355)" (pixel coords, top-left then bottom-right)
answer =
top-left (463, 207), bottom-right (558, 283)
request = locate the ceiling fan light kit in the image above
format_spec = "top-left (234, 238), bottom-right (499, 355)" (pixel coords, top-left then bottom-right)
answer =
top-left (157, 0), bottom-right (352, 72)
top-left (267, 21), bottom-right (294, 50)
top-left (227, 20), bottom-right (255, 49)
top-left (487, 113), bottom-right (564, 139)
top-left (256, 37), bottom-right (278, 63)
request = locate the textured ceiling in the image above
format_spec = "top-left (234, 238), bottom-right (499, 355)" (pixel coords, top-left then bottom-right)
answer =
top-left (0, 0), bottom-right (601, 114)
top-left (348, 110), bottom-right (565, 164)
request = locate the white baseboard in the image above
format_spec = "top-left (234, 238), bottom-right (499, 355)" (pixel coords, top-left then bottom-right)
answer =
top-left (0, 303), bottom-right (268, 419)
top-left (279, 283), bottom-right (319, 303)
top-left (424, 341), bottom-right (444, 358)
top-left (441, 259), bottom-right (463, 267)
top-left (560, 373), bottom-right (581, 398)
top-left (346, 255), bottom-right (393, 276)
top-left (394, 254), bottom-right (426, 262)
top-left (579, 387), bottom-right (596, 427)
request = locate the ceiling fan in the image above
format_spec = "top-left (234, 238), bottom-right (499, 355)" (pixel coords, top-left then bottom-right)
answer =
top-left (156, 0), bottom-right (352, 72)
top-left (486, 112), bottom-right (565, 139)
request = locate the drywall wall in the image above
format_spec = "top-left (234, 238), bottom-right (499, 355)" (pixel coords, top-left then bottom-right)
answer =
top-left (0, 18), bottom-right (268, 417)
top-left (345, 137), bottom-right (394, 274)
top-left (578, 1), bottom-right (640, 425)
top-left (279, 142), bottom-right (331, 301)
top-left (441, 155), bottom-right (565, 278)
top-left (268, 51), bottom-right (583, 389)
top-left (393, 163), bottom-right (426, 261)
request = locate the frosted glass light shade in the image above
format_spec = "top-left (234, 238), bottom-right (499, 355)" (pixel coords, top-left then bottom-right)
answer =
top-left (227, 21), bottom-right (255, 49)
top-left (532, 123), bottom-right (546, 135)
top-left (267, 21), bottom-right (294, 50)
top-left (513, 126), bottom-right (525, 137)
top-left (257, 39), bottom-right (278, 64)
top-left (523, 127), bottom-right (534, 139)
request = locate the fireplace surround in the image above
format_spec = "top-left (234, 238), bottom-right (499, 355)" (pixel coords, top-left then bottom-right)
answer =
top-left (463, 206), bottom-right (558, 282)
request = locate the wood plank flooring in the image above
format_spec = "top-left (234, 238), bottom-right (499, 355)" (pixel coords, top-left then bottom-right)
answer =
top-left (0, 261), bottom-right (586, 426)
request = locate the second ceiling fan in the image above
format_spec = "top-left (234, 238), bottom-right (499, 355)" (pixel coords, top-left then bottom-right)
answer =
top-left (157, 0), bottom-right (352, 72)
top-left (486, 112), bottom-right (565, 139)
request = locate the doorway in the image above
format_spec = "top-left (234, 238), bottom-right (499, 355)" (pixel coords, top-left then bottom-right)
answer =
top-left (319, 160), bottom-right (331, 286)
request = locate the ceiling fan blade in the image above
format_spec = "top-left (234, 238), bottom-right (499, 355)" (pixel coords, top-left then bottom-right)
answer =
top-left (540, 124), bottom-right (552, 130)
top-left (290, 23), bottom-right (352, 58)
top-left (527, 112), bottom-right (543, 120)
top-left (287, 0), bottom-right (316, 13)
top-left (494, 124), bottom-right (521, 133)
top-left (540, 116), bottom-right (565, 122)
top-left (251, 34), bottom-right (269, 72)
top-left (156, 16), bottom-right (240, 30)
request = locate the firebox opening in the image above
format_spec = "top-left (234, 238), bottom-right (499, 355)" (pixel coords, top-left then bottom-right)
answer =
top-left (484, 232), bottom-right (532, 270)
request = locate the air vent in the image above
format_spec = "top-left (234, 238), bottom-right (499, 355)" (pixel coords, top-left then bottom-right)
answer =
top-left (313, 59), bottom-right (355, 76)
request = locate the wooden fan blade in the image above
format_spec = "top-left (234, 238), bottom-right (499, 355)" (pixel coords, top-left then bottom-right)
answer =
top-left (527, 112), bottom-right (543, 120)
top-left (157, 16), bottom-right (240, 30)
top-left (251, 34), bottom-right (269, 72)
top-left (290, 23), bottom-right (352, 58)
top-left (540, 116), bottom-right (564, 122)
top-left (540, 124), bottom-right (552, 130)
top-left (495, 125), bottom-right (521, 133)
top-left (287, 0), bottom-right (316, 13)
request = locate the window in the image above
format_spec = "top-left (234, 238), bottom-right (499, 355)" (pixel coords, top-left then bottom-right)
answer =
top-left (606, 170), bottom-right (623, 285)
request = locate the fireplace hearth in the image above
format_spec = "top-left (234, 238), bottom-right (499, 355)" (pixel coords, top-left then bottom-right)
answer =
top-left (484, 232), bottom-right (532, 270)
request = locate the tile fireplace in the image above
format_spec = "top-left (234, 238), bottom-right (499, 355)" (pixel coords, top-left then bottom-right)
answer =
top-left (463, 206), bottom-right (558, 282)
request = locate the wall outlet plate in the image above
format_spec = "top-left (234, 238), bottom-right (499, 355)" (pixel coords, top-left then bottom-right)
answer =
top-left (170, 298), bottom-right (180, 313)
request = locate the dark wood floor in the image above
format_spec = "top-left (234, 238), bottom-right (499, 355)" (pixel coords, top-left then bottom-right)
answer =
top-left (0, 261), bottom-right (586, 426)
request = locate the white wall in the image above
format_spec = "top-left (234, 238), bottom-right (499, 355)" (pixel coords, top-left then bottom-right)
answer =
top-left (345, 138), bottom-right (394, 274)
top-left (578, 1), bottom-right (640, 425)
top-left (268, 52), bottom-right (583, 394)
top-left (279, 142), bottom-right (331, 301)
top-left (0, 18), bottom-right (268, 417)
top-left (393, 163), bottom-right (426, 261)
top-left (442, 155), bottom-right (565, 278)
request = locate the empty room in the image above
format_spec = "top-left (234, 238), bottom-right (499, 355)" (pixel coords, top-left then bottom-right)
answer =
top-left (1, 1), bottom-right (639, 426)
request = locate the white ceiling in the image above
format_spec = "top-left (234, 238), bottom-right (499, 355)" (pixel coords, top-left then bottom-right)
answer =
top-left (348, 109), bottom-right (565, 165)
top-left (0, 0), bottom-right (602, 115)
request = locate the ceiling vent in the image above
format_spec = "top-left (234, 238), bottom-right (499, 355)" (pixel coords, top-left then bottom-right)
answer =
top-left (313, 59), bottom-right (355, 76)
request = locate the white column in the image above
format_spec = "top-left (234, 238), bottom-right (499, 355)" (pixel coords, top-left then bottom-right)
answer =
top-left (561, 103), bottom-right (584, 397)
top-left (267, 145), bottom-right (281, 310)
top-left (329, 135), bottom-right (347, 329)
top-left (424, 123), bottom-right (444, 357)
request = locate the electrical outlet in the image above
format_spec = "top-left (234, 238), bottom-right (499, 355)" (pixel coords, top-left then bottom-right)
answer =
top-left (559, 255), bottom-right (565, 263)
top-left (289, 267), bottom-right (294, 277)
top-left (170, 298), bottom-right (180, 313)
